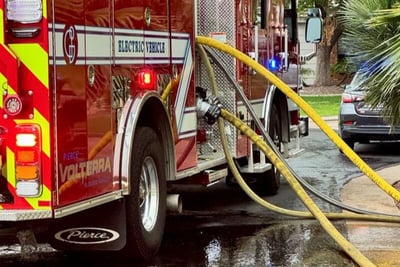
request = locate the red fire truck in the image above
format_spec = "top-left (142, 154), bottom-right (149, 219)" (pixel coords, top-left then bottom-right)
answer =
top-left (0, 0), bottom-right (321, 260)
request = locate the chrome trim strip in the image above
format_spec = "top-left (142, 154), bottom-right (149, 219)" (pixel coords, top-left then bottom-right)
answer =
top-left (54, 191), bottom-right (123, 218)
top-left (176, 156), bottom-right (227, 180)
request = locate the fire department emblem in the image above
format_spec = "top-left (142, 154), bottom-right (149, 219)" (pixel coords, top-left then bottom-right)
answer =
top-left (63, 24), bottom-right (78, 65)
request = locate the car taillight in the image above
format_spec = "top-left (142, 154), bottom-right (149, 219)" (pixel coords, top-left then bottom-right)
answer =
top-left (6, 0), bottom-right (43, 39)
top-left (342, 93), bottom-right (364, 103)
top-left (15, 124), bottom-right (41, 197)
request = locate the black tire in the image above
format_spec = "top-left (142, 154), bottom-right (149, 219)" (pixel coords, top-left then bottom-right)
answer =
top-left (244, 105), bottom-right (281, 196)
top-left (226, 106), bottom-right (281, 196)
top-left (258, 104), bottom-right (281, 195)
top-left (123, 127), bottom-right (166, 260)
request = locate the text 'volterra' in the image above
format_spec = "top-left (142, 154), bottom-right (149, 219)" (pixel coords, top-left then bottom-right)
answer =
top-left (59, 157), bottom-right (111, 183)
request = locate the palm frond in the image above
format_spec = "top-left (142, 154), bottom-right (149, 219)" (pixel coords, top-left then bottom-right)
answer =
top-left (339, 0), bottom-right (400, 126)
top-left (368, 8), bottom-right (400, 27)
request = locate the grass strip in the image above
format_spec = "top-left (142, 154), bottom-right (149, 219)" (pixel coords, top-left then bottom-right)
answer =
top-left (300, 95), bottom-right (342, 117)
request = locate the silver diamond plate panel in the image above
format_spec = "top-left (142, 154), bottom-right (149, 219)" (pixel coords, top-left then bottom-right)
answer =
top-left (196, 0), bottom-right (239, 157)
top-left (0, 210), bottom-right (52, 221)
top-left (196, 0), bottom-right (236, 43)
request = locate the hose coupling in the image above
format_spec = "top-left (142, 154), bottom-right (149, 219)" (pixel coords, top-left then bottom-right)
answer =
top-left (196, 86), bottom-right (222, 125)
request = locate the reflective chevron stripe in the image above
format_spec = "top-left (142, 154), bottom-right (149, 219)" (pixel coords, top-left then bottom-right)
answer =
top-left (0, 1), bottom-right (51, 214)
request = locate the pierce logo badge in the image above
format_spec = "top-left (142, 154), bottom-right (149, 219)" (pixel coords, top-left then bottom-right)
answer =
top-left (54, 227), bottom-right (120, 244)
top-left (63, 24), bottom-right (78, 65)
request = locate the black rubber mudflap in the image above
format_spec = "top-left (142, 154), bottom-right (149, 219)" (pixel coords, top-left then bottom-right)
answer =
top-left (49, 199), bottom-right (126, 251)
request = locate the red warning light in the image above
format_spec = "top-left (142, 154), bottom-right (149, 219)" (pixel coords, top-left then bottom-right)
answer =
top-left (137, 69), bottom-right (156, 90)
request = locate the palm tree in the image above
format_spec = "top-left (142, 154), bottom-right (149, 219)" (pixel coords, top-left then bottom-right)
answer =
top-left (339, 0), bottom-right (400, 126)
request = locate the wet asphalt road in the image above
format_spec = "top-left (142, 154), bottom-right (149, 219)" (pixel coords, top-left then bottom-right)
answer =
top-left (1, 127), bottom-right (400, 266)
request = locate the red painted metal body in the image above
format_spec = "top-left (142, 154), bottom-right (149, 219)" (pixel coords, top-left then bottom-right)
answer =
top-left (48, 0), bottom-right (197, 206)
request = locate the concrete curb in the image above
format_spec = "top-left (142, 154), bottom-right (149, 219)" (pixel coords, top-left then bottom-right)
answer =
top-left (340, 165), bottom-right (400, 265)
top-left (341, 164), bottom-right (400, 215)
top-left (308, 116), bottom-right (338, 130)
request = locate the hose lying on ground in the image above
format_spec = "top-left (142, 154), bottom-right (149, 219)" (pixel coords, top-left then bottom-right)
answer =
top-left (218, 109), bottom-right (375, 266)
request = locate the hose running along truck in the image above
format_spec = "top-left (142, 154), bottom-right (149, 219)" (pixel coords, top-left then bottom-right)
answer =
top-left (0, 0), bottom-right (322, 260)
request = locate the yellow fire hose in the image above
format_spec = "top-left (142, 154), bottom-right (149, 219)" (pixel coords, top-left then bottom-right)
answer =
top-left (196, 36), bottom-right (400, 203)
top-left (194, 38), bottom-right (400, 266)
top-left (195, 42), bottom-right (400, 222)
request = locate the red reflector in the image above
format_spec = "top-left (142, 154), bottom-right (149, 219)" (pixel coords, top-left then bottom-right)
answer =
top-left (290, 110), bottom-right (299, 125)
top-left (137, 69), bottom-right (156, 90)
top-left (38, 200), bottom-right (50, 207)
top-left (197, 129), bottom-right (207, 142)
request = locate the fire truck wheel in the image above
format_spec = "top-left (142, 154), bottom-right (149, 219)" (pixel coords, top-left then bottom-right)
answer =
top-left (226, 105), bottom-right (281, 196)
top-left (227, 165), bottom-right (280, 196)
top-left (123, 126), bottom-right (166, 259)
top-left (252, 104), bottom-right (281, 196)
top-left (263, 104), bottom-right (282, 195)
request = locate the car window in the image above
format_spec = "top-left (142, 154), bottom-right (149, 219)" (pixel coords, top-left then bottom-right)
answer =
top-left (349, 71), bottom-right (366, 90)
